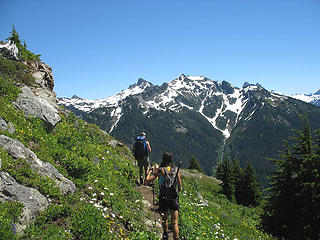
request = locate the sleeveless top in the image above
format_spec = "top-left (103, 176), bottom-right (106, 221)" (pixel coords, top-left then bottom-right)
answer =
top-left (159, 166), bottom-right (171, 189)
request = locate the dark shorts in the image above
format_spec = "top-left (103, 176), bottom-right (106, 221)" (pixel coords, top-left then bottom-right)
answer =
top-left (159, 195), bottom-right (179, 212)
top-left (136, 156), bottom-right (150, 170)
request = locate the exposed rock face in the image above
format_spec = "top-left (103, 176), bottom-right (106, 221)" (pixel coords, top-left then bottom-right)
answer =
top-left (0, 40), bottom-right (19, 60)
top-left (13, 86), bottom-right (61, 129)
top-left (0, 171), bottom-right (49, 233)
top-left (0, 116), bottom-right (15, 133)
top-left (0, 135), bottom-right (76, 195)
top-left (24, 61), bottom-right (55, 91)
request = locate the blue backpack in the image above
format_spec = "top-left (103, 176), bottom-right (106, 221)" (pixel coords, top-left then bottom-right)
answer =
top-left (133, 136), bottom-right (148, 158)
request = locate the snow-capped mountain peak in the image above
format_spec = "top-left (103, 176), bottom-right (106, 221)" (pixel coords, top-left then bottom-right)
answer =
top-left (58, 75), bottom-right (294, 138)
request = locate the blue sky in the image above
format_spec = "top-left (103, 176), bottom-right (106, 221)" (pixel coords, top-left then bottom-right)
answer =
top-left (1, 0), bottom-right (319, 99)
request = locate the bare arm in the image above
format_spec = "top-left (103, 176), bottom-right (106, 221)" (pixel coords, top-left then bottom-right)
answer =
top-left (146, 141), bottom-right (151, 152)
top-left (178, 172), bottom-right (182, 192)
top-left (145, 167), bottom-right (161, 183)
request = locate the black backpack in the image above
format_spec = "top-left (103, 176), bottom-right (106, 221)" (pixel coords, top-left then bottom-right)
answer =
top-left (160, 163), bottom-right (181, 201)
top-left (133, 136), bottom-right (148, 158)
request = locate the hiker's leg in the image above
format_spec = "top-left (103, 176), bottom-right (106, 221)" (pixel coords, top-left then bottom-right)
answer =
top-left (170, 210), bottom-right (179, 239)
top-left (161, 211), bottom-right (168, 233)
top-left (143, 157), bottom-right (150, 183)
top-left (138, 161), bottom-right (144, 184)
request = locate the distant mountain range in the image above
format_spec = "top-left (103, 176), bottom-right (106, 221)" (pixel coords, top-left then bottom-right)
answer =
top-left (290, 89), bottom-right (320, 107)
top-left (58, 75), bottom-right (320, 188)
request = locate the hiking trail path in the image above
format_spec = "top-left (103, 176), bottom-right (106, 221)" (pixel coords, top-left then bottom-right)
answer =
top-left (135, 169), bottom-right (221, 239)
top-left (136, 184), bottom-right (174, 239)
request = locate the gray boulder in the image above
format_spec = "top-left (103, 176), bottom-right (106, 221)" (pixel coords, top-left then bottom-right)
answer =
top-left (13, 86), bottom-right (61, 129)
top-left (0, 116), bottom-right (15, 133)
top-left (0, 171), bottom-right (49, 233)
top-left (0, 135), bottom-right (76, 195)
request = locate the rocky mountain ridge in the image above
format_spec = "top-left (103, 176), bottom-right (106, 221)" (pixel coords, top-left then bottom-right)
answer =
top-left (60, 74), bottom-right (288, 138)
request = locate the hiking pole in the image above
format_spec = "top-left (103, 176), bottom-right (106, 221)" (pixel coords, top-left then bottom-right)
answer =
top-left (176, 161), bottom-right (182, 238)
top-left (152, 178), bottom-right (156, 227)
top-left (150, 163), bottom-right (156, 227)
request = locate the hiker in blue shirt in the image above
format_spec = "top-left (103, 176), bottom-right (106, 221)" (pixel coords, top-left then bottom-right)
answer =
top-left (133, 132), bottom-right (151, 185)
top-left (146, 152), bottom-right (182, 240)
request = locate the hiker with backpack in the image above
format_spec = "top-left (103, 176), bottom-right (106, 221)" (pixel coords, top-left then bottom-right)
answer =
top-left (133, 132), bottom-right (151, 185)
top-left (145, 152), bottom-right (182, 240)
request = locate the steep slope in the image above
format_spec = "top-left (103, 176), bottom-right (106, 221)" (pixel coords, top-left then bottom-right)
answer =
top-left (59, 75), bottom-right (320, 187)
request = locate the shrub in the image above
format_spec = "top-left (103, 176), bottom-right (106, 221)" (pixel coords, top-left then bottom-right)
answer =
top-left (0, 201), bottom-right (23, 240)
top-left (0, 56), bottom-right (35, 86)
top-left (70, 203), bottom-right (112, 240)
top-left (0, 76), bottom-right (20, 101)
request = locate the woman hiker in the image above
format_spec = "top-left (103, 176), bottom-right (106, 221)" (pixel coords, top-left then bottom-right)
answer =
top-left (146, 152), bottom-right (182, 240)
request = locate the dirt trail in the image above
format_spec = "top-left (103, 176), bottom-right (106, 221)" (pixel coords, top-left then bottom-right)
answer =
top-left (136, 185), bottom-right (174, 239)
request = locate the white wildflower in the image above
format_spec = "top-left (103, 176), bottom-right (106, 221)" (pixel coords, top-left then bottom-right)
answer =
top-left (101, 192), bottom-right (105, 196)
top-left (88, 187), bottom-right (93, 190)
top-left (94, 180), bottom-right (98, 183)
top-left (111, 213), bottom-right (115, 218)
top-left (103, 207), bottom-right (108, 211)
top-left (92, 193), bottom-right (97, 196)
top-left (110, 193), bottom-right (114, 196)
top-left (91, 198), bottom-right (97, 201)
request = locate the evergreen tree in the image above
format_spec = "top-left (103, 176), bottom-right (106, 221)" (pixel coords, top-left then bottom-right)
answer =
top-left (215, 157), bottom-right (235, 202)
top-left (242, 162), bottom-right (261, 206)
top-left (7, 25), bottom-right (21, 45)
top-left (232, 159), bottom-right (246, 205)
top-left (262, 117), bottom-right (320, 239)
top-left (6, 25), bottom-right (41, 61)
top-left (188, 155), bottom-right (204, 173)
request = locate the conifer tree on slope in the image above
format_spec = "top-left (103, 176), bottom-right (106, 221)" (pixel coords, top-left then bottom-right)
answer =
top-left (242, 162), bottom-right (261, 206)
top-left (216, 157), bottom-right (235, 202)
top-left (6, 25), bottom-right (40, 61)
top-left (262, 117), bottom-right (320, 239)
top-left (188, 155), bottom-right (204, 173)
top-left (232, 159), bottom-right (246, 205)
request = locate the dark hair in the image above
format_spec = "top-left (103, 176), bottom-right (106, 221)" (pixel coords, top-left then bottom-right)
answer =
top-left (160, 152), bottom-right (173, 167)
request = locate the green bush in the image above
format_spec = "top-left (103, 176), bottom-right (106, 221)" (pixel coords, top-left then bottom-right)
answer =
top-left (0, 56), bottom-right (35, 86)
top-left (0, 201), bottom-right (23, 240)
top-left (35, 204), bottom-right (71, 226)
top-left (0, 76), bottom-right (20, 102)
top-left (70, 203), bottom-right (112, 240)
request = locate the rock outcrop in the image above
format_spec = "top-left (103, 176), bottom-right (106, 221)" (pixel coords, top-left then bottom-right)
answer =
top-left (24, 60), bottom-right (55, 91)
top-left (0, 116), bottom-right (15, 133)
top-left (0, 135), bottom-right (76, 195)
top-left (0, 171), bottom-right (49, 233)
top-left (13, 86), bottom-right (61, 130)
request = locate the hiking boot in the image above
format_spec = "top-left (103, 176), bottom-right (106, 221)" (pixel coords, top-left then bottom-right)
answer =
top-left (162, 232), bottom-right (168, 240)
top-left (139, 177), bottom-right (143, 185)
